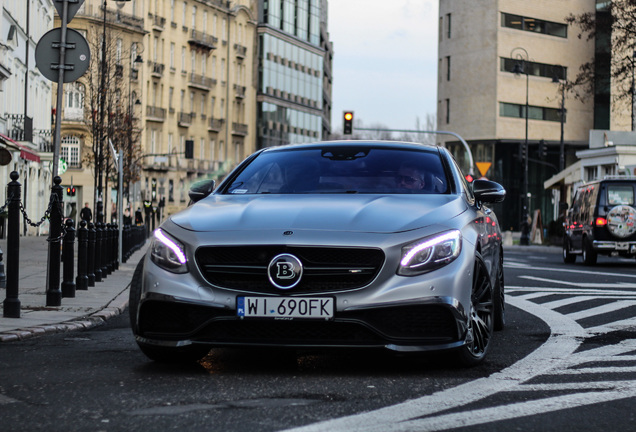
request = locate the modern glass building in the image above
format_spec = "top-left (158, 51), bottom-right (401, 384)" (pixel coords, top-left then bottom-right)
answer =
top-left (257, 0), bottom-right (331, 148)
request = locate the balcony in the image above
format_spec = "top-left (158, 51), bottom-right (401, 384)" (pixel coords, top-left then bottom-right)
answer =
top-left (6, 114), bottom-right (32, 142)
top-left (188, 29), bottom-right (218, 51)
top-left (232, 122), bottom-right (248, 136)
top-left (78, 6), bottom-right (144, 31)
top-left (234, 43), bottom-right (247, 59)
top-left (234, 84), bottom-right (246, 99)
top-left (146, 106), bottom-right (166, 122)
top-left (151, 14), bottom-right (166, 31)
top-left (151, 62), bottom-right (165, 78)
top-left (188, 73), bottom-right (216, 91)
top-left (208, 117), bottom-right (224, 132)
top-left (114, 64), bottom-right (123, 78)
top-left (178, 112), bottom-right (193, 127)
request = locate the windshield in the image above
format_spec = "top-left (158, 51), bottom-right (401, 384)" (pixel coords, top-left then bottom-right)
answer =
top-left (223, 147), bottom-right (450, 195)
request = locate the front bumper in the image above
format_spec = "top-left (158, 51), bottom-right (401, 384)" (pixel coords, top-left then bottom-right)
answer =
top-left (135, 295), bottom-right (469, 353)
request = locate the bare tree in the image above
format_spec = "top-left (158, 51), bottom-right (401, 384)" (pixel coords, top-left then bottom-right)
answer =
top-left (566, 1), bottom-right (636, 104)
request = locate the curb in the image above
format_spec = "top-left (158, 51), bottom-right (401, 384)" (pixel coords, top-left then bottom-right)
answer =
top-left (0, 285), bottom-right (131, 343)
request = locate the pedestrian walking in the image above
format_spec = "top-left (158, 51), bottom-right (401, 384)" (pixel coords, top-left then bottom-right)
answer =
top-left (80, 202), bottom-right (92, 222)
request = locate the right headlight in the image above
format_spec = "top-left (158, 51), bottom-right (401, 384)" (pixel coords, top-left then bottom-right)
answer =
top-left (397, 230), bottom-right (462, 276)
top-left (150, 229), bottom-right (188, 273)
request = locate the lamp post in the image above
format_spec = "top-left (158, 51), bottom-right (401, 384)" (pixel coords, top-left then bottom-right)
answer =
top-left (511, 47), bottom-right (530, 245)
top-left (552, 65), bottom-right (567, 172)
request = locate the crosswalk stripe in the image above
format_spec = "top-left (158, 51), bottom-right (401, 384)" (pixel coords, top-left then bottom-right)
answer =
top-left (566, 300), bottom-right (636, 320)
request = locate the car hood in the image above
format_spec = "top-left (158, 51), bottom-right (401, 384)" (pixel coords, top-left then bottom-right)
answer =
top-left (170, 194), bottom-right (467, 234)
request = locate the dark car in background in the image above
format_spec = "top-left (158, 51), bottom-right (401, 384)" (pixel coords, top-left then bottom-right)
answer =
top-left (563, 178), bottom-right (636, 265)
top-left (129, 141), bottom-right (506, 366)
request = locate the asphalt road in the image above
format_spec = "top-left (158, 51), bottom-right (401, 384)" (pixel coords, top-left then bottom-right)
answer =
top-left (1, 247), bottom-right (635, 431)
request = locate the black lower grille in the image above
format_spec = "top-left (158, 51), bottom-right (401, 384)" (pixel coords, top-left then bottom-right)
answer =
top-left (139, 300), bottom-right (459, 345)
top-left (194, 246), bottom-right (385, 294)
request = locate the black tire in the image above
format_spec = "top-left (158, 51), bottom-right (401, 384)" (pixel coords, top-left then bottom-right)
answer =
top-left (456, 252), bottom-right (494, 367)
top-left (128, 258), bottom-right (144, 333)
top-left (137, 342), bottom-right (211, 364)
top-left (563, 238), bottom-right (576, 263)
top-left (582, 237), bottom-right (597, 266)
top-left (493, 250), bottom-right (505, 331)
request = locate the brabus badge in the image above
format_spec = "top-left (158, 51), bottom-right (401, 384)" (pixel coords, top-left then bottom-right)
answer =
top-left (267, 253), bottom-right (303, 290)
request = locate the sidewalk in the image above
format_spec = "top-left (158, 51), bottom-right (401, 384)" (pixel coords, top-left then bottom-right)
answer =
top-left (0, 235), bottom-right (148, 342)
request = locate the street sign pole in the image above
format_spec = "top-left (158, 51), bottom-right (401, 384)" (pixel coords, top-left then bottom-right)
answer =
top-left (51, 0), bottom-right (71, 180)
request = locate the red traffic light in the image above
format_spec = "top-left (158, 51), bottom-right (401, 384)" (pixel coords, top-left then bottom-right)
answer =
top-left (465, 174), bottom-right (474, 183)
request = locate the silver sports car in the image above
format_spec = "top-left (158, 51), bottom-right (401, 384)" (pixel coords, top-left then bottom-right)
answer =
top-left (130, 141), bottom-right (506, 366)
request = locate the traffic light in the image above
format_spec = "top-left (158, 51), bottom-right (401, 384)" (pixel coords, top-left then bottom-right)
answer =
top-left (66, 186), bottom-right (76, 196)
top-left (465, 174), bottom-right (474, 183)
top-left (343, 111), bottom-right (354, 135)
top-left (519, 143), bottom-right (527, 162)
top-left (538, 139), bottom-right (547, 160)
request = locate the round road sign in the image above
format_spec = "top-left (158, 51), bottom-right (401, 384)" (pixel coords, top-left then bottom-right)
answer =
top-left (36, 27), bottom-right (91, 83)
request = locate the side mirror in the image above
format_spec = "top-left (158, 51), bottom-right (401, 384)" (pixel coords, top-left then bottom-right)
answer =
top-left (473, 179), bottom-right (506, 203)
top-left (188, 179), bottom-right (216, 203)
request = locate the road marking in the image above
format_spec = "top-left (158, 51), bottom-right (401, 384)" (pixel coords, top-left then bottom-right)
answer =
top-left (518, 275), bottom-right (636, 288)
top-left (566, 300), bottom-right (636, 320)
top-left (283, 296), bottom-right (585, 432)
top-left (504, 262), bottom-right (636, 279)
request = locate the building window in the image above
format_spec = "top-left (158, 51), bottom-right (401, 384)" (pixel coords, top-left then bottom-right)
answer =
top-left (61, 135), bottom-right (81, 167)
top-left (64, 82), bottom-right (85, 121)
top-left (446, 56), bottom-right (451, 81)
top-left (501, 58), bottom-right (567, 80)
top-left (446, 13), bottom-right (451, 38)
top-left (445, 98), bottom-right (450, 124)
top-left (499, 102), bottom-right (563, 122)
top-left (501, 13), bottom-right (567, 38)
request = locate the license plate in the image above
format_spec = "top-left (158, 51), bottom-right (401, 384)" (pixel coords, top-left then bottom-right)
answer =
top-left (617, 242), bottom-right (629, 251)
top-left (237, 297), bottom-right (334, 320)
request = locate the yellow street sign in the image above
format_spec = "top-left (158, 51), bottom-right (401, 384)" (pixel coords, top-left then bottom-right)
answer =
top-left (476, 162), bottom-right (491, 177)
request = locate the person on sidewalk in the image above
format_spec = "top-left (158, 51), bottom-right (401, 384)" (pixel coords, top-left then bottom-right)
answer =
top-left (80, 202), bottom-right (92, 222)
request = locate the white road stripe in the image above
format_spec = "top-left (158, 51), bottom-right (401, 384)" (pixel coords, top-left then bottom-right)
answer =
top-left (586, 317), bottom-right (636, 334)
top-left (504, 262), bottom-right (636, 279)
top-left (511, 382), bottom-right (631, 391)
top-left (545, 366), bottom-right (636, 374)
top-left (519, 275), bottom-right (636, 289)
top-left (566, 300), bottom-right (636, 321)
top-left (282, 297), bottom-right (585, 432)
top-left (540, 296), bottom-right (596, 310)
top-left (379, 388), bottom-right (636, 432)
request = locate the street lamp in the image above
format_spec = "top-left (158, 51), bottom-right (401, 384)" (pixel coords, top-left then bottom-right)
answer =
top-left (511, 47), bottom-right (530, 245)
top-left (552, 65), bottom-right (567, 172)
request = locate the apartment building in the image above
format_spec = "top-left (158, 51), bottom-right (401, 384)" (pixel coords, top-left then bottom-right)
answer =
top-left (0, 0), bottom-right (54, 235)
top-left (256, 0), bottom-right (331, 148)
top-left (57, 0), bottom-right (258, 221)
top-left (437, 0), bottom-right (596, 231)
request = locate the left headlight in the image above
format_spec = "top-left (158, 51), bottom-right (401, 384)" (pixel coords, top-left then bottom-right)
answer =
top-left (398, 230), bottom-right (462, 276)
top-left (150, 229), bottom-right (188, 273)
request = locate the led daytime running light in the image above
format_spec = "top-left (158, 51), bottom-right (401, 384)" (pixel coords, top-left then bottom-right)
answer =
top-left (155, 229), bottom-right (187, 264)
top-left (400, 230), bottom-right (460, 267)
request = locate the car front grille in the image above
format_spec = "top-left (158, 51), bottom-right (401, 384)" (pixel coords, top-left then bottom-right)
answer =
top-left (138, 300), bottom-right (460, 345)
top-left (194, 246), bottom-right (385, 294)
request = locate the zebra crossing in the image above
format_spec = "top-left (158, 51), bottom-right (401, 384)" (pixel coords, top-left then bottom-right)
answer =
top-left (285, 256), bottom-right (636, 432)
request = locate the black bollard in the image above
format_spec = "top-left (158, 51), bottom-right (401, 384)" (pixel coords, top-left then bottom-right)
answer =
top-left (94, 222), bottom-right (102, 282)
top-left (76, 220), bottom-right (88, 290)
top-left (0, 248), bottom-right (6, 289)
top-left (61, 219), bottom-right (76, 298)
top-left (101, 223), bottom-right (109, 278)
top-left (106, 223), bottom-right (113, 275)
top-left (113, 223), bottom-right (119, 271)
top-left (46, 176), bottom-right (63, 306)
top-left (3, 171), bottom-right (21, 317)
top-left (87, 222), bottom-right (96, 286)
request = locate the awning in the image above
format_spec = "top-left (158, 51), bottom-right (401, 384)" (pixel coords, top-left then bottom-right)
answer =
top-left (0, 133), bottom-right (40, 163)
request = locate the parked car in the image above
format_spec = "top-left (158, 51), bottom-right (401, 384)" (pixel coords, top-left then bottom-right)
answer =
top-left (129, 141), bottom-right (506, 366)
top-left (563, 177), bottom-right (636, 265)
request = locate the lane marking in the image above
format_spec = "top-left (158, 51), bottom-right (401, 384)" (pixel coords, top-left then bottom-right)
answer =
top-left (566, 300), bottom-right (636, 320)
top-left (283, 297), bottom-right (585, 432)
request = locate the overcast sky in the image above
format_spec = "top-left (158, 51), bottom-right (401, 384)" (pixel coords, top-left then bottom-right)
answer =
top-left (328, 0), bottom-right (439, 133)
